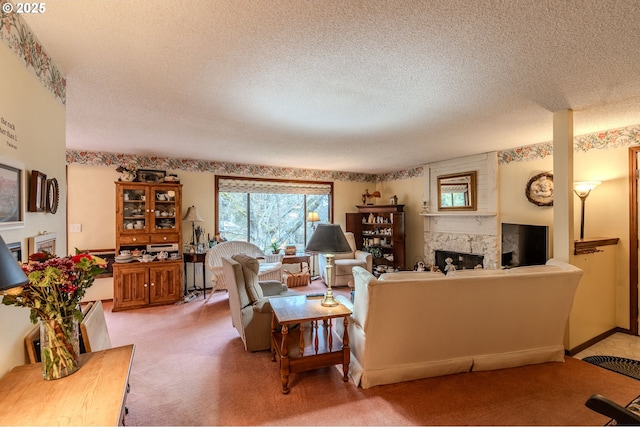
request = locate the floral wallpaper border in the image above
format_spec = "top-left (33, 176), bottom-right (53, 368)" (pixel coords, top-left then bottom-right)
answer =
top-left (0, 1), bottom-right (66, 104)
top-left (498, 124), bottom-right (640, 164)
top-left (67, 124), bottom-right (640, 184)
top-left (66, 149), bottom-right (382, 183)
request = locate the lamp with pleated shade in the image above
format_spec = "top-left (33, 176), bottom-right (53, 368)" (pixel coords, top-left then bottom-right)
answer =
top-left (305, 224), bottom-right (352, 307)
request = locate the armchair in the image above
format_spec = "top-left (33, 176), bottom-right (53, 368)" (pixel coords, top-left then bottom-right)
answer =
top-left (222, 254), bottom-right (293, 352)
top-left (318, 231), bottom-right (372, 288)
top-left (205, 240), bottom-right (283, 294)
top-left (585, 394), bottom-right (640, 425)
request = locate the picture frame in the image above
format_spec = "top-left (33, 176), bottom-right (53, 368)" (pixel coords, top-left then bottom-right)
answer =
top-left (136, 169), bottom-right (166, 183)
top-left (29, 232), bottom-right (57, 256)
top-left (7, 240), bottom-right (22, 263)
top-left (29, 170), bottom-right (47, 212)
top-left (46, 177), bottom-right (59, 214)
top-left (0, 156), bottom-right (25, 229)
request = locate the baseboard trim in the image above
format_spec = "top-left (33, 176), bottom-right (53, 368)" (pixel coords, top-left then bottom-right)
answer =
top-left (566, 327), bottom-right (631, 356)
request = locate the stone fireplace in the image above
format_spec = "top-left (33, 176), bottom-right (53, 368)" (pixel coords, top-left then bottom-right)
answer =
top-left (425, 230), bottom-right (498, 271)
top-left (422, 153), bottom-right (499, 271)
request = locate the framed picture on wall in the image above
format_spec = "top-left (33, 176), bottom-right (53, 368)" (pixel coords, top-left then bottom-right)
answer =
top-left (136, 169), bottom-right (166, 183)
top-left (29, 232), bottom-right (57, 256)
top-left (0, 156), bottom-right (25, 229)
top-left (29, 170), bottom-right (47, 212)
top-left (7, 240), bottom-right (22, 263)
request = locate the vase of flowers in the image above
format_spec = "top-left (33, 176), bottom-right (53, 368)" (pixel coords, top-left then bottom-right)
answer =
top-left (39, 315), bottom-right (80, 380)
top-left (2, 251), bottom-right (106, 380)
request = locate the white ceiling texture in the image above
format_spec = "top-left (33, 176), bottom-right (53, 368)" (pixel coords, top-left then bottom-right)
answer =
top-left (21, 0), bottom-right (640, 174)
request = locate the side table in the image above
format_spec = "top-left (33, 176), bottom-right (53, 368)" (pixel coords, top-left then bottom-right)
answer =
top-left (270, 295), bottom-right (351, 394)
top-left (183, 252), bottom-right (207, 299)
top-left (0, 344), bottom-right (135, 426)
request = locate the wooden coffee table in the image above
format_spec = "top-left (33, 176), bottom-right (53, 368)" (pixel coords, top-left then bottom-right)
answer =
top-left (270, 295), bottom-right (352, 394)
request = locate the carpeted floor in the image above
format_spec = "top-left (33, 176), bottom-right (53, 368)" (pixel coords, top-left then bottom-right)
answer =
top-left (102, 281), bottom-right (640, 426)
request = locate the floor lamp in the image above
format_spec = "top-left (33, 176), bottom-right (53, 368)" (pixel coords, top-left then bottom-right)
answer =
top-left (574, 181), bottom-right (601, 240)
top-left (306, 212), bottom-right (321, 279)
top-left (305, 224), bottom-right (352, 307)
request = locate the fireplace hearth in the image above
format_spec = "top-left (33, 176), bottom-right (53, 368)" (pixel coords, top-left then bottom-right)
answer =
top-left (434, 250), bottom-right (484, 274)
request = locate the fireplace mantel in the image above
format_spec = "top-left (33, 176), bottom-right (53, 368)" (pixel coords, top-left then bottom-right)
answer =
top-left (421, 211), bottom-right (496, 217)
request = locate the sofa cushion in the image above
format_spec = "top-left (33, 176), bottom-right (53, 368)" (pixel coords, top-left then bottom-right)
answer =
top-left (232, 254), bottom-right (264, 303)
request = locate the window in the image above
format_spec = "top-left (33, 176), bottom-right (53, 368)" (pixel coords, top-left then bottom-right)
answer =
top-left (216, 176), bottom-right (332, 253)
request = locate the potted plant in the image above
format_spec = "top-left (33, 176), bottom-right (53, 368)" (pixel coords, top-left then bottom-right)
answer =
top-left (270, 238), bottom-right (280, 254)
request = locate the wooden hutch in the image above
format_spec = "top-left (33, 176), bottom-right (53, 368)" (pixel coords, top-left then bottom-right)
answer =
top-left (112, 181), bottom-right (184, 311)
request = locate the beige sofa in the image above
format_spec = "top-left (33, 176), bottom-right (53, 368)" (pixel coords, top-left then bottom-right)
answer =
top-left (338, 259), bottom-right (583, 389)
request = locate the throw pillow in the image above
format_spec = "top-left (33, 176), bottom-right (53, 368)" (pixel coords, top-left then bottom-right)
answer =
top-left (232, 254), bottom-right (264, 303)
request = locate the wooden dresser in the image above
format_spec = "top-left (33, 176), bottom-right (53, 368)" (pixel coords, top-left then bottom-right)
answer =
top-left (0, 344), bottom-right (135, 426)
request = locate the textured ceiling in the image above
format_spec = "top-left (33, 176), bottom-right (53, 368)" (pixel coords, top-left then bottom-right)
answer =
top-left (21, 0), bottom-right (640, 173)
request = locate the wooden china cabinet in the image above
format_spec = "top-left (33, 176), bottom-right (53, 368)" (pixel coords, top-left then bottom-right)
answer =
top-left (113, 181), bottom-right (184, 311)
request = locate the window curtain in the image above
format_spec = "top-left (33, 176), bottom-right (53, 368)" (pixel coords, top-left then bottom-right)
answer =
top-left (218, 179), bottom-right (331, 195)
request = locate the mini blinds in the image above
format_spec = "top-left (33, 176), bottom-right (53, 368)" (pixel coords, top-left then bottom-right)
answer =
top-left (218, 179), bottom-right (331, 195)
top-left (440, 184), bottom-right (469, 194)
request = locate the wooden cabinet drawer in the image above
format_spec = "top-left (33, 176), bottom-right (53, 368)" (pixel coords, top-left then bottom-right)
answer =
top-left (119, 234), bottom-right (151, 245)
top-left (149, 233), bottom-right (180, 244)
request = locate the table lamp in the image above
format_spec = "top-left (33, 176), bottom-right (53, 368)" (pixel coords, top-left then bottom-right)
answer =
top-left (183, 205), bottom-right (204, 245)
top-left (0, 235), bottom-right (28, 292)
top-left (305, 224), bottom-right (352, 307)
top-left (574, 181), bottom-right (601, 240)
top-left (307, 211), bottom-right (320, 230)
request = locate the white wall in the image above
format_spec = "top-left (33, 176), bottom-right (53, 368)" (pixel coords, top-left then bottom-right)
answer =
top-left (0, 42), bottom-right (67, 375)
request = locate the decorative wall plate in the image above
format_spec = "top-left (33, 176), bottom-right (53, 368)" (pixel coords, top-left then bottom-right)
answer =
top-left (525, 172), bottom-right (553, 206)
top-left (47, 177), bottom-right (59, 214)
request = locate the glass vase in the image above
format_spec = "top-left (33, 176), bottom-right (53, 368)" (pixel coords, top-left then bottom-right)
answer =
top-left (39, 315), bottom-right (80, 380)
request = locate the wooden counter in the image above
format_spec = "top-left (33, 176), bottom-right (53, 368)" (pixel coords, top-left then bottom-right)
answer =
top-left (0, 344), bottom-right (135, 426)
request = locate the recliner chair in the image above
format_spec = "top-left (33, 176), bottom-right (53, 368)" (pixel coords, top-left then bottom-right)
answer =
top-left (222, 254), bottom-right (293, 352)
top-left (317, 232), bottom-right (372, 288)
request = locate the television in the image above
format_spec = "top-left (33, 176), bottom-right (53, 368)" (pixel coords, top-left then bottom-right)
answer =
top-left (501, 223), bottom-right (549, 268)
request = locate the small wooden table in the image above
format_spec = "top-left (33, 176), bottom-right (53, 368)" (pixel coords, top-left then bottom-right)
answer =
top-left (282, 253), bottom-right (311, 267)
top-left (0, 344), bottom-right (135, 426)
top-left (282, 253), bottom-right (312, 285)
top-left (270, 295), bottom-right (351, 394)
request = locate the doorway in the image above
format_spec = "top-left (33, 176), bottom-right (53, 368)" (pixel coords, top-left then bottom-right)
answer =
top-left (628, 147), bottom-right (640, 335)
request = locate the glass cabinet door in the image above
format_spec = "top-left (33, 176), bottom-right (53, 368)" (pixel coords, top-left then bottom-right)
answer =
top-left (152, 187), bottom-right (177, 232)
top-left (122, 188), bottom-right (148, 232)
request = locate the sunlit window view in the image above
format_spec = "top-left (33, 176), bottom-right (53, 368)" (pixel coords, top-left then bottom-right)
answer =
top-left (217, 177), bottom-right (331, 253)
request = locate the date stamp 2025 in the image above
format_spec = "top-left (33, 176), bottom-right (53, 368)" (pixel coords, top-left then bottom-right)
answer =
top-left (2, 2), bottom-right (46, 14)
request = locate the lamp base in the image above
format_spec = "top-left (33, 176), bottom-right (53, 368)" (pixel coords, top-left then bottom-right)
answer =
top-left (321, 292), bottom-right (339, 307)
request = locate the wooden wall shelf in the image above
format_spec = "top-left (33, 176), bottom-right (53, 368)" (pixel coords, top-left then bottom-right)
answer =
top-left (574, 237), bottom-right (619, 255)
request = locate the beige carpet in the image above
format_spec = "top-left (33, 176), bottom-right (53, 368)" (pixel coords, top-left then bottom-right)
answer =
top-left (102, 281), bottom-right (640, 426)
